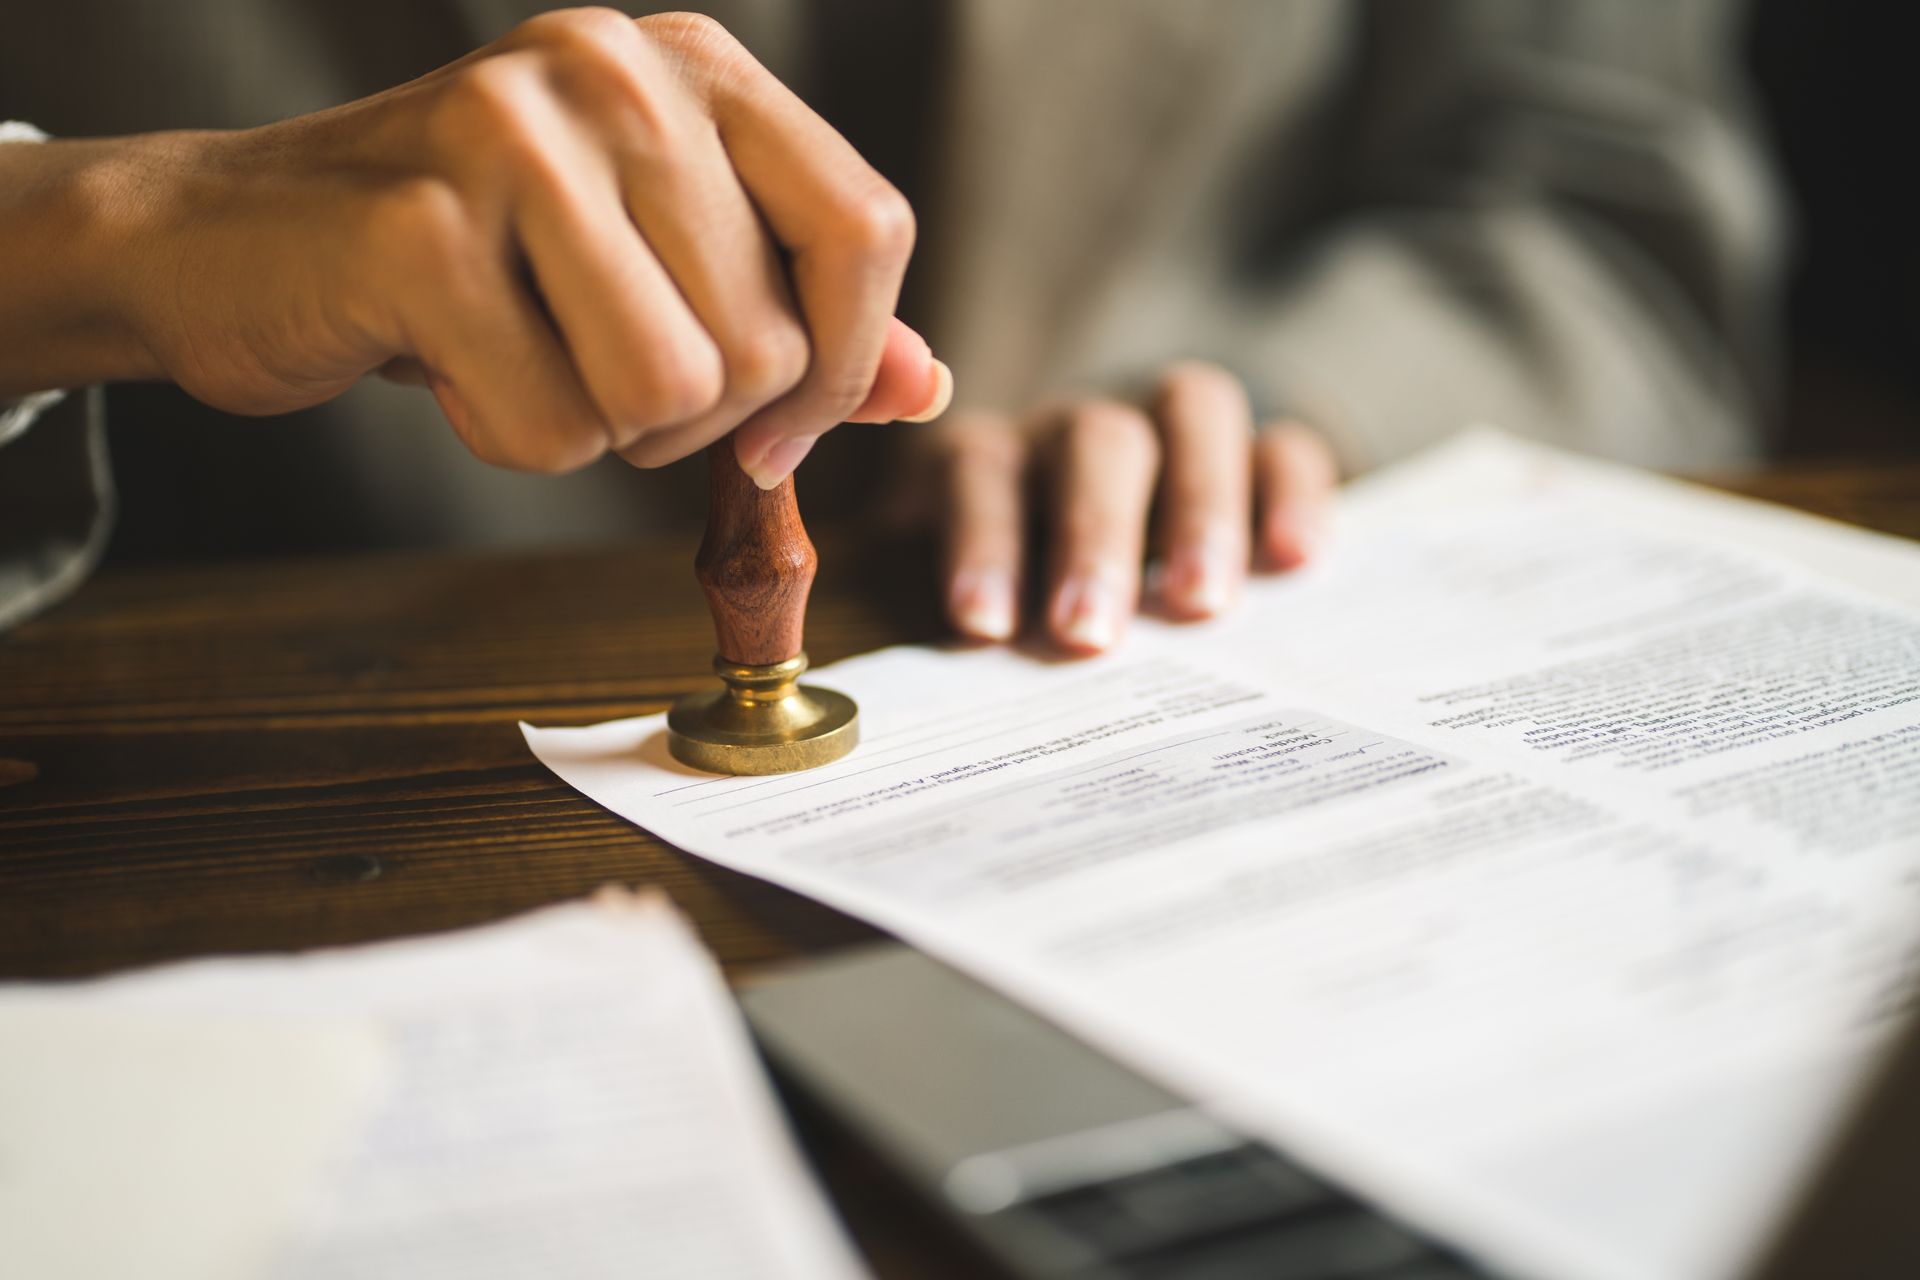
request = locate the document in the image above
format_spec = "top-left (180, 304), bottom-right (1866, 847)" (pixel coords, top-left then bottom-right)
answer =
top-left (4, 893), bottom-right (869, 1280)
top-left (0, 1008), bottom-right (381, 1280)
top-left (526, 431), bottom-right (1920, 1280)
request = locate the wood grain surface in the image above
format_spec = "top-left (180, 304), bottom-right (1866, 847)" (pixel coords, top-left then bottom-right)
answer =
top-left (0, 532), bottom-right (937, 983)
top-left (2, 461), bottom-right (1916, 1277)
top-left (695, 441), bottom-right (818, 666)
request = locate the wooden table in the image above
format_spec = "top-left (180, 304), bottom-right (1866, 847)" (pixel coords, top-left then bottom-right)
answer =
top-left (4, 461), bottom-right (1918, 1274)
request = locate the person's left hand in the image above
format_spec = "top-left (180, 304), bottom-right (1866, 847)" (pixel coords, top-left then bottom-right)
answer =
top-left (891, 361), bottom-right (1340, 654)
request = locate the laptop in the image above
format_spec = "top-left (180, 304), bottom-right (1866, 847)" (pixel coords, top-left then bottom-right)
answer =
top-left (742, 942), bottom-right (1920, 1280)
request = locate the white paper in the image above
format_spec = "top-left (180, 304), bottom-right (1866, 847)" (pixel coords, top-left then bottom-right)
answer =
top-left (0, 1007), bottom-right (382, 1280)
top-left (8, 894), bottom-right (869, 1280)
top-left (527, 430), bottom-right (1920, 1280)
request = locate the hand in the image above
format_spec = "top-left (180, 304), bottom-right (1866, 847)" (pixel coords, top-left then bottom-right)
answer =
top-left (900, 362), bottom-right (1338, 654)
top-left (0, 9), bottom-right (947, 486)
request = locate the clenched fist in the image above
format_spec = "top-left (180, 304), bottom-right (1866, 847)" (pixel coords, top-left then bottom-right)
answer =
top-left (0, 8), bottom-right (950, 487)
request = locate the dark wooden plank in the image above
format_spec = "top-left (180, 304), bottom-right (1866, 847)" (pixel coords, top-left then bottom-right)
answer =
top-left (0, 532), bottom-right (940, 981)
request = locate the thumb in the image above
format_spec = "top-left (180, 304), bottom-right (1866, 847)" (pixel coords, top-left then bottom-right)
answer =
top-left (845, 318), bottom-right (953, 424)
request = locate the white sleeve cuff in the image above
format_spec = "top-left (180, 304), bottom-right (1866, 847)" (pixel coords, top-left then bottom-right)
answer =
top-left (0, 120), bottom-right (71, 450)
top-left (1, 389), bottom-right (69, 449)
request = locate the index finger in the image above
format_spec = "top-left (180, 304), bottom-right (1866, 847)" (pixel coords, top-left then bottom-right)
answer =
top-left (675, 19), bottom-right (925, 481)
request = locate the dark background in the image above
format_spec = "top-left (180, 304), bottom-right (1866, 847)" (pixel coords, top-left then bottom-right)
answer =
top-left (1749, 0), bottom-right (1920, 458)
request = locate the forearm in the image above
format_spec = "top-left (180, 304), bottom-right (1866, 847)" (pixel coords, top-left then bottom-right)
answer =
top-left (0, 133), bottom-right (166, 397)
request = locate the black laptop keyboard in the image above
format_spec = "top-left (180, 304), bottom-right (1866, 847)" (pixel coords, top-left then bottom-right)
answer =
top-left (992, 1143), bottom-right (1484, 1280)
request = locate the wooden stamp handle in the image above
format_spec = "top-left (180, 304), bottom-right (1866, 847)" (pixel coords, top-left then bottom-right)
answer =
top-left (693, 440), bottom-right (817, 667)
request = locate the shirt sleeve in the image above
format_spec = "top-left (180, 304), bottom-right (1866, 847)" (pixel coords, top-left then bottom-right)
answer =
top-left (1221, 0), bottom-right (1784, 474)
top-left (0, 386), bottom-right (113, 631)
top-left (0, 120), bottom-right (114, 631)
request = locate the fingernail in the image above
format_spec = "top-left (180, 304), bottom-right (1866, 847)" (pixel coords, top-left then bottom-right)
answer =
top-left (742, 434), bottom-right (819, 490)
top-left (1053, 574), bottom-right (1123, 652)
top-left (951, 569), bottom-right (1017, 640)
top-left (1264, 507), bottom-right (1325, 570)
top-left (1166, 532), bottom-right (1240, 617)
top-left (901, 359), bottom-right (954, 423)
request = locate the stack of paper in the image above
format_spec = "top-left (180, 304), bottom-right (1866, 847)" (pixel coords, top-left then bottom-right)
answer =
top-left (0, 893), bottom-right (869, 1280)
top-left (527, 431), bottom-right (1920, 1280)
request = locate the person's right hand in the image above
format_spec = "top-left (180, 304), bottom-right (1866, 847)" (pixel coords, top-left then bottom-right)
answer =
top-left (33, 8), bottom-right (949, 486)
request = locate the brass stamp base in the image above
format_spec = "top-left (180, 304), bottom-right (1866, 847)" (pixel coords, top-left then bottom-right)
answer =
top-left (667, 653), bottom-right (859, 776)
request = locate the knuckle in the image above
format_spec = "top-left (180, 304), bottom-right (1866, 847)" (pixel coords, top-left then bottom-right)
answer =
top-left (836, 182), bottom-right (916, 260)
top-left (1158, 361), bottom-right (1251, 449)
top-left (616, 421), bottom-right (705, 470)
top-left (816, 362), bottom-right (879, 423)
top-left (367, 178), bottom-right (471, 271)
top-left (434, 60), bottom-right (550, 170)
top-left (628, 339), bottom-right (727, 427)
top-left (725, 323), bottom-right (811, 406)
top-left (1260, 420), bottom-right (1338, 478)
top-left (442, 58), bottom-right (535, 129)
top-left (510, 420), bottom-right (607, 475)
top-left (523, 9), bottom-right (676, 128)
top-left (637, 11), bottom-right (735, 57)
top-left (1158, 359), bottom-right (1241, 407)
top-left (616, 436), bottom-right (673, 470)
top-left (1065, 401), bottom-right (1160, 469)
top-left (529, 23), bottom-right (696, 157)
top-left (945, 414), bottom-right (1026, 474)
top-left (523, 6), bottom-right (637, 49)
top-left (1267, 419), bottom-right (1322, 451)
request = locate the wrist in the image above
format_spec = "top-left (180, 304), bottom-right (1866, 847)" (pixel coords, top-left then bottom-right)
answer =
top-left (0, 133), bottom-right (178, 396)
